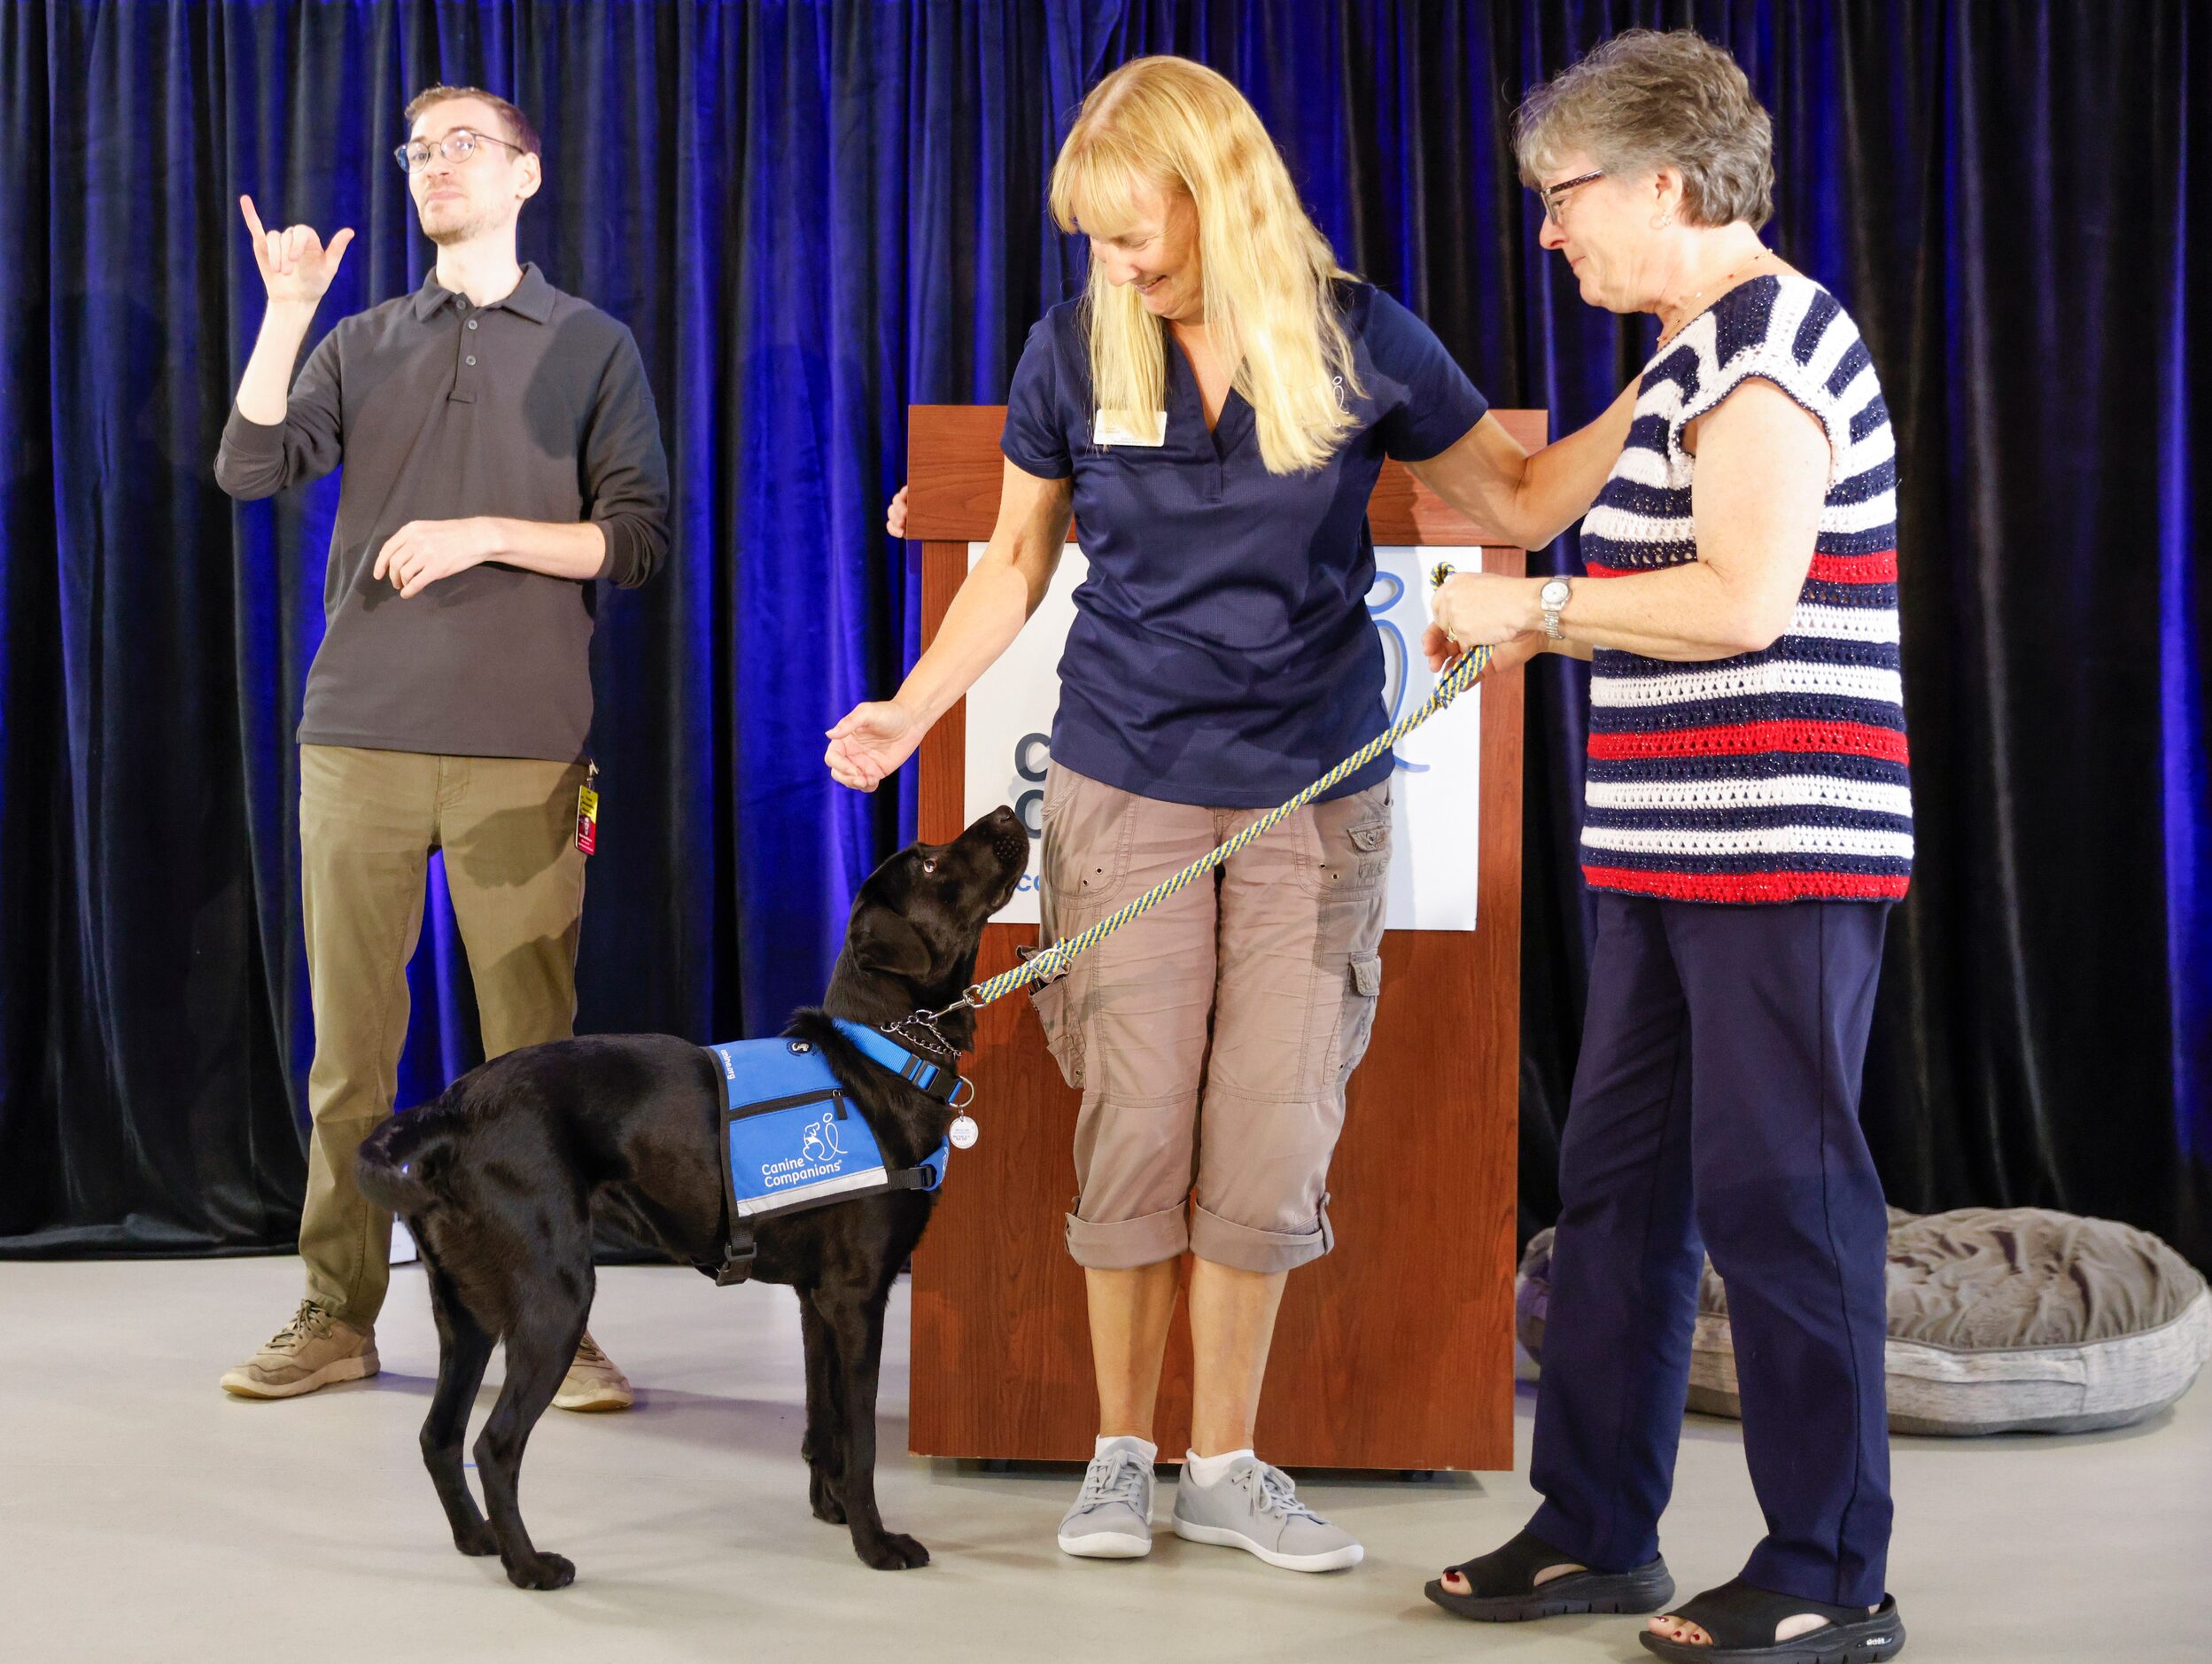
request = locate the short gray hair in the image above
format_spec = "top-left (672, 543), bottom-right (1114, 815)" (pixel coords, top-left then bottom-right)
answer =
top-left (1514, 30), bottom-right (1773, 229)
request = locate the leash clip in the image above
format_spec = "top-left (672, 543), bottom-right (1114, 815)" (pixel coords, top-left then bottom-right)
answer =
top-left (917, 989), bottom-right (981, 1023)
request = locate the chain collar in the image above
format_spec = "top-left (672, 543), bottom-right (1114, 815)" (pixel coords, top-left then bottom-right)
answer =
top-left (877, 1006), bottom-right (964, 1061)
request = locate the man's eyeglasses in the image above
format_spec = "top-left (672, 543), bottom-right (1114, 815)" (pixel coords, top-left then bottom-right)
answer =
top-left (392, 128), bottom-right (527, 175)
top-left (1539, 169), bottom-right (1605, 222)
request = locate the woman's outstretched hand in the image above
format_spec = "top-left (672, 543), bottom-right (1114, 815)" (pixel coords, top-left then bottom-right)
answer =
top-left (825, 700), bottom-right (922, 792)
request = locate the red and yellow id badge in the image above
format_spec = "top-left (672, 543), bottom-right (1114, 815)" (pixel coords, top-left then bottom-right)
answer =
top-left (576, 766), bottom-right (601, 856)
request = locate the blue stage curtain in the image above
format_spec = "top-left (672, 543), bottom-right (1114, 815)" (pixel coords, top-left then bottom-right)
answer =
top-left (1, 2), bottom-right (2206, 1269)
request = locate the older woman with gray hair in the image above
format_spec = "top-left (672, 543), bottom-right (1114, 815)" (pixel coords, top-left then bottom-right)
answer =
top-left (1414, 31), bottom-right (1911, 1662)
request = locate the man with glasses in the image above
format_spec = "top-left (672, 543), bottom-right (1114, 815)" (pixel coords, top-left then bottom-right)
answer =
top-left (214, 87), bottom-right (668, 1410)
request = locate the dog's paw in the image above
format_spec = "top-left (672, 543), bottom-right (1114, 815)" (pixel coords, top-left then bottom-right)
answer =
top-left (856, 1531), bottom-right (930, 1571)
top-left (451, 1520), bottom-right (499, 1558)
top-left (810, 1470), bottom-right (848, 1525)
top-left (505, 1551), bottom-right (576, 1591)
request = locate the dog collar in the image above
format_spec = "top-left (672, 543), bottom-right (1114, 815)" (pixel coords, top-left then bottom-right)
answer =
top-left (828, 1018), bottom-right (971, 1105)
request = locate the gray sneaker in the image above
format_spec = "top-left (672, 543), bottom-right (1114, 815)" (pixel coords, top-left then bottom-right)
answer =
top-left (1057, 1439), bottom-right (1155, 1559)
top-left (1172, 1457), bottom-right (1363, 1572)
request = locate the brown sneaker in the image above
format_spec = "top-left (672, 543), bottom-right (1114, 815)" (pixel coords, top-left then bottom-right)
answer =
top-left (552, 1330), bottom-right (634, 1412)
top-left (220, 1301), bottom-right (379, 1399)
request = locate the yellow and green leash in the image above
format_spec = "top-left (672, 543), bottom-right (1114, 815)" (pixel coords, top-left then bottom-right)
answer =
top-left (926, 563), bottom-right (1491, 1021)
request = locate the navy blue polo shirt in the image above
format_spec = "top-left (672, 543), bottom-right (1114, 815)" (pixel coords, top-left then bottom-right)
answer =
top-left (1000, 282), bottom-right (1487, 807)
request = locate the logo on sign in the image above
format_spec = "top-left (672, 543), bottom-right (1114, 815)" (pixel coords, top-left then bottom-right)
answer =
top-left (1366, 571), bottom-right (1427, 775)
top-left (1000, 730), bottom-right (1052, 839)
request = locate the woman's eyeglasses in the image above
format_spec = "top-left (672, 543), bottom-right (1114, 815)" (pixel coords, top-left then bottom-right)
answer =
top-left (1539, 170), bottom-right (1605, 222)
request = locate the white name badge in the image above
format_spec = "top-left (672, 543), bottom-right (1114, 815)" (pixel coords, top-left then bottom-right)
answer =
top-left (1092, 408), bottom-right (1168, 447)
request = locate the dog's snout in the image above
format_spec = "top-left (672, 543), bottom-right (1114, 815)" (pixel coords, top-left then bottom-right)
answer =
top-left (975, 804), bottom-right (1030, 867)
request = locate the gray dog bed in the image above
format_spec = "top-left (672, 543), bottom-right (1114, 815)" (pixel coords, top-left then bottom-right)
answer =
top-left (1517, 1206), bottom-right (2211, 1435)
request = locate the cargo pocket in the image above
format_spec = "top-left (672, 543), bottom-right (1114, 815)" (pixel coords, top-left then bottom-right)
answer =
top-left (1030, 972), bottom-right (1083, 1091)
top-left (1302, 789), bottom-right (1393, 898)
top-left (1337, 953), bottom-right (1385, 1085)
top-left (1345, 820), bottom-right (1390, 888)
top-left (1041, 766), bottom-right (1136, 906)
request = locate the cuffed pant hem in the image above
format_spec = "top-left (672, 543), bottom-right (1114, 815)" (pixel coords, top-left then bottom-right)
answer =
top-left (1065, 1202), bottom-right (1189, 1269)
top-left (302, 1265), bottom-right (392, 1332)
top-left (301, 1254), bottom-right (392, 1331)
top-left (1188, 1201), bottom-right (1333, 1274)
top-left (300, 1111), bottom-right (396, 1328)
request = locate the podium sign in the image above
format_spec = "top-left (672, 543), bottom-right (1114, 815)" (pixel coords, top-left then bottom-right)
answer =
top-left (961, 545), bottom-right (1486, 932)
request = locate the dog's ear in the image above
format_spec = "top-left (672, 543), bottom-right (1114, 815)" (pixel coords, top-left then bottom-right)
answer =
top-left (849, 910), bottom-right (935, 981)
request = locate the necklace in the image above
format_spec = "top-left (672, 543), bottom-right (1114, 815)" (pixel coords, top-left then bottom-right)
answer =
top-left (1656, 245), bottom-right (1774, 346)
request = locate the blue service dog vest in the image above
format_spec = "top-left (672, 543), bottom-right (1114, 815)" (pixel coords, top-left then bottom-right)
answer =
top-left (702, 1020), bottom-right (961, 1284)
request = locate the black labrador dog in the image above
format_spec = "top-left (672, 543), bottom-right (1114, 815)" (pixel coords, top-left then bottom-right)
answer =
top-left (355, 806), bottom-right (1028, 1590)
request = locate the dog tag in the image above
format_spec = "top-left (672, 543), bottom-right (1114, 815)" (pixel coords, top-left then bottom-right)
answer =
top-left (948, 1115), bottom-right (979, 1150)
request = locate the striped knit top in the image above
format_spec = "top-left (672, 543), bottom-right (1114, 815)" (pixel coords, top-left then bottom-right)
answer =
top-left (1577, 272), bottom-right (1912, 905)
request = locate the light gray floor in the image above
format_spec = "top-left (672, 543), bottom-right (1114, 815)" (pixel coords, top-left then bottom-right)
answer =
top-left (4, 1257), bottom-right (2206, 1663)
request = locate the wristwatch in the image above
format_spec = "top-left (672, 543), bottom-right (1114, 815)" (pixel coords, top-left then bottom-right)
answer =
top-left (1540, 577), bottom-right (1573, 641)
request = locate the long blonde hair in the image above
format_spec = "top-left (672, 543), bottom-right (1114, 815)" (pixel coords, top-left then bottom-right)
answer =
top-left (1048, 57), bottom-right (1362, 476)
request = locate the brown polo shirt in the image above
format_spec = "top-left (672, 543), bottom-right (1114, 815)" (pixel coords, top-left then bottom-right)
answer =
top-left (215, 263), bottom-right (670, 762)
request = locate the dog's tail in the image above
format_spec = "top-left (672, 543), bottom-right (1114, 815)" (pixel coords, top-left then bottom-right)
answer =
top-left (354, 1093), bottom-right (465, 1219)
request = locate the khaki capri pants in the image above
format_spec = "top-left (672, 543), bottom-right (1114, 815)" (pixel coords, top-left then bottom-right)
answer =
top-left (1029, 763), bottom-right (1391, 1275)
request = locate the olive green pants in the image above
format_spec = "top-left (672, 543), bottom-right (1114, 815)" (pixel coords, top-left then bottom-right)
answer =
top-left (297, 743), bottom-right (589, 1326)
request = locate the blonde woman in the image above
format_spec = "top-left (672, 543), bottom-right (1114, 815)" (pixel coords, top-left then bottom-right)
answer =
top-left (829, 56), bottom-right (1630, 1571)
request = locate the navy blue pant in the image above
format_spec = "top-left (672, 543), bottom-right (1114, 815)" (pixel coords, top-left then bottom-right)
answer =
top-left (1528, 893), bottom-right (1893, 1607)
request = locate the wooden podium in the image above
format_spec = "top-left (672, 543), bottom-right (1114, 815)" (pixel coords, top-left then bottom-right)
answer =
top-left (904, 405), bottom-right (1544, 1472)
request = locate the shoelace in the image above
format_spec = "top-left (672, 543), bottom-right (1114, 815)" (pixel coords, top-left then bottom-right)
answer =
top-left (268, 1302), bottom-right (334, 1349)
top-left (1075, 1450), bottom-right (1149, 1514)
top-left (1246, 1462), bottom-right (1319, 1521)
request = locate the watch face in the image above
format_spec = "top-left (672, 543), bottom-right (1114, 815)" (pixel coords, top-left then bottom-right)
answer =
top-left (1541, 579), bottom-right (1571, 608)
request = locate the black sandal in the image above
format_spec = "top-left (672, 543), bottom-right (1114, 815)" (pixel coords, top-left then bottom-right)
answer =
top-left (1639, 1578), bottom-right (1906, 1662)
top-left (1424, 1528), bottom-right (1675, 1622)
